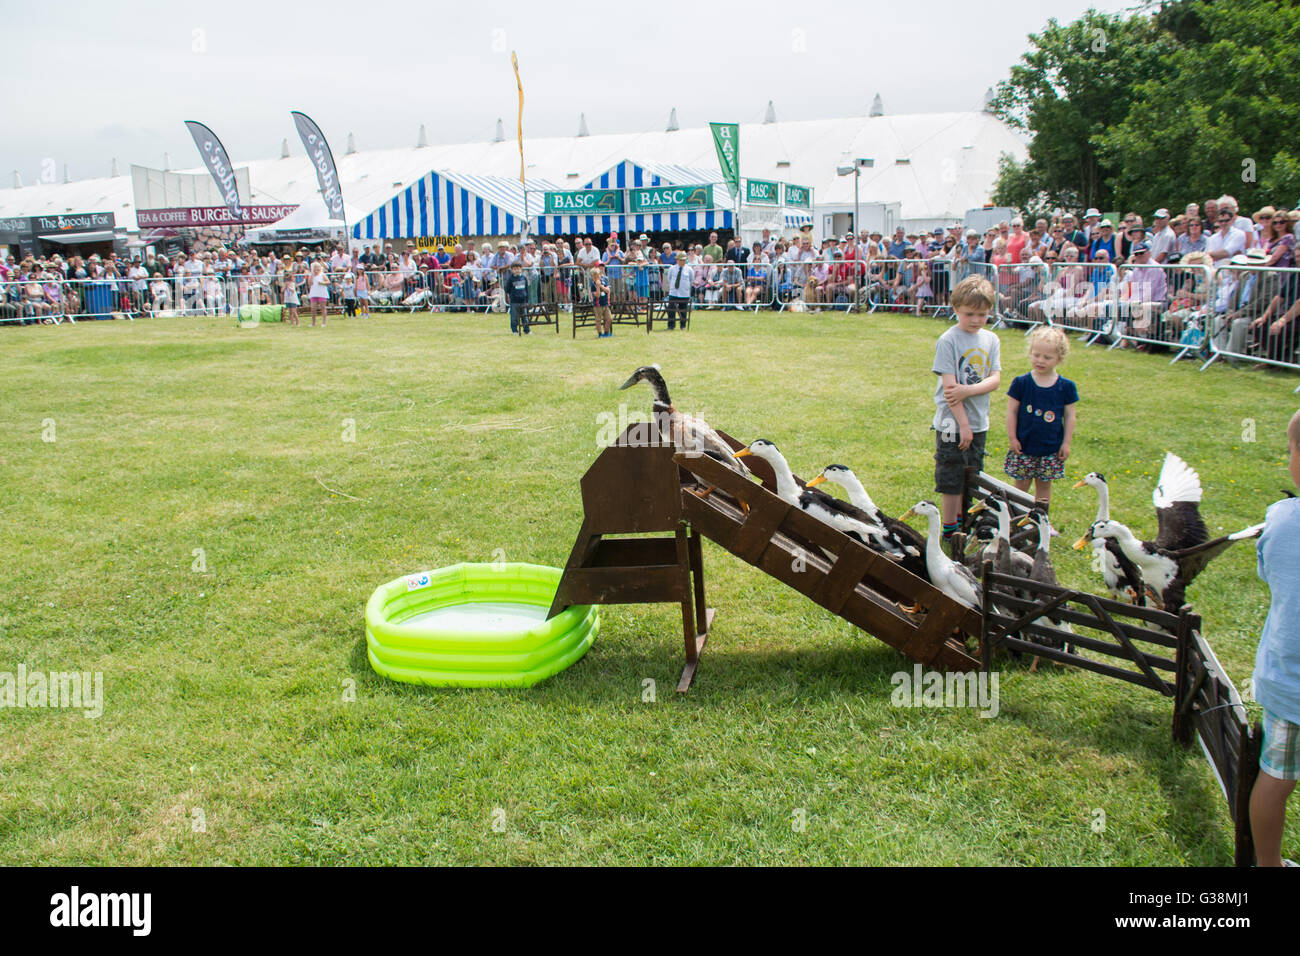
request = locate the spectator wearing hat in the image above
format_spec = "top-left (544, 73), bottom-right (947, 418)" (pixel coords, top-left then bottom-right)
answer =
top-left (663, 255), bottom-right (692, 329)
top-left (1148, 210), bottom-right (1176, 264)
top-left (504, 260), bottom-right (531, 335)
top-left (1082, 208), bottom-right (1102, 242)
top-left (1059, 213), bottom-right (1086, 250)
top-left (1253, 207), bottom-right (1278, 247)
top-left (1118, 216), bottom-right (1146, 264)
top-left (1088, 220), bottom-right (1117, 263)
top-left (1117, 243), bottom-right (1167, 346)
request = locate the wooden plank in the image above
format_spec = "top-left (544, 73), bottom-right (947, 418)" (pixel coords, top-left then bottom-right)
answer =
top-left (1234, 722), bottom-right (1263, 867)
top-left (732, 496), bottom-right (792, 565)
top-left (1079, 593), bottom-right (1168, 691)
top-left (984, 615), bottom-right (1177, 672)
top-left (553, 565), bottom-right (687, 605)
top-left (995, 635), bottom-right (1175, 694)
top-left (983, 571), bottom-right (1183, 632)
top-left (587, 536), bottom-right (681, 568)
top-left (814, 543), bottom-right (874, 614)
top-left (987, 588), bottom-right (1179, 648)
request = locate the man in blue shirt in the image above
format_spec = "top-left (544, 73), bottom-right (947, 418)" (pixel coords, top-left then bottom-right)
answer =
top-left (887, 227), bottom-right (910, 260)
top-left (1250, 408), bottom-right (1300, 866)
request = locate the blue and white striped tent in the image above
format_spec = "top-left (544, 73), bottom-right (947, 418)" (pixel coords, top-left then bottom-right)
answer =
top-left (352, 171), bottom-right (560, 240)
top-left (532, 159), bottom-right (736, 236)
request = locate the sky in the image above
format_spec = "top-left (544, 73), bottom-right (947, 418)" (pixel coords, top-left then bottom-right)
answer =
top-left (1, 0), bottom-right (1137, 187)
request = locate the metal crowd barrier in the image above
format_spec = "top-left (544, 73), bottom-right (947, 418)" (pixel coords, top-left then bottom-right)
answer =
top-left (990, 262), bottom-right (1050, 331)
top-left (1198, 264), bottom-right (1300, 385)
top-left (1035, 262), bottom-right (1120, 345)
top-left (1103, 261), bottom-right (1216, 362)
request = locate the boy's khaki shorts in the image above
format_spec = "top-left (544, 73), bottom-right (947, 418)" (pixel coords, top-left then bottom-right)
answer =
top-left (934, 429), bottom-right (986, 495)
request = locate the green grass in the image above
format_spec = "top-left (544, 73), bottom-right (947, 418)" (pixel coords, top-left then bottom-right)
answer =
top-left (1, 308), bottom-right (1296, 865)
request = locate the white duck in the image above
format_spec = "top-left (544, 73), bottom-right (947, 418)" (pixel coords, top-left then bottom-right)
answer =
top-left (734, 440), bottom-right (906, 558)
top-left (1073, 471), bottom-right (1142, 602)
top-left (899, 501), bottom-right (981, 610)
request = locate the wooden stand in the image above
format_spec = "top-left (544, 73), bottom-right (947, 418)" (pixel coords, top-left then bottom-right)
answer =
top-left (546, 429), bottom-right (714, 691)
top-left (549, 424), bottom-right (982, 692)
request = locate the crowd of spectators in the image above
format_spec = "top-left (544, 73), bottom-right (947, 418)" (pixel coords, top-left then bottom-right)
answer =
top-left (4, 192), bottom-right (1300, 368)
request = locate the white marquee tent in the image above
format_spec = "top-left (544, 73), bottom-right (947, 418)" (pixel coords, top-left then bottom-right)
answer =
top-left (0, 108), bottom-right (1027, 245)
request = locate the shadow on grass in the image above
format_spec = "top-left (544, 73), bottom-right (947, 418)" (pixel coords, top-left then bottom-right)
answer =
top-left (349, 617), bottom-right (1233, 863)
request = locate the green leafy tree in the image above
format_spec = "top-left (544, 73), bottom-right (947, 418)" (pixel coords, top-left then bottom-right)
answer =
top-left (989, 11), bottom-right (1177, 214)
top-left (1096, 0), bottom-right (1300, 214)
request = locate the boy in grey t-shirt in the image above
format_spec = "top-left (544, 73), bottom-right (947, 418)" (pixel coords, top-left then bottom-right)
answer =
top-left (932, 276), bottom-right (1002, 537)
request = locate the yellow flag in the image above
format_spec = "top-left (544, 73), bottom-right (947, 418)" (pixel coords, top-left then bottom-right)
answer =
top-left (511, 52), bottom-right (525, 185)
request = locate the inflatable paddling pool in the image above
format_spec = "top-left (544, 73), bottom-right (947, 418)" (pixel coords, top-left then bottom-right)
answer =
top-left (365, 563), bottom-right (599, 688)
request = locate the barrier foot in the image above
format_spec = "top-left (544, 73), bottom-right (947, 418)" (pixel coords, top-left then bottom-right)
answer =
top-left (1170, 345), bottom-right (1191, 365)
top-left (1198, 352), bottom-right (1220, 372)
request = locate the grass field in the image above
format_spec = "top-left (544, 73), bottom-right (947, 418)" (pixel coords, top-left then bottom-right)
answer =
top-left (1, 307), bottom-right (1297, 866)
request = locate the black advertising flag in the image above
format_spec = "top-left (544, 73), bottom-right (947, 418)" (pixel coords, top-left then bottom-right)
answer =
top-left (290, 111), bottom-right (346, 226)
top-left (183, 120), bottom-right (243, 219)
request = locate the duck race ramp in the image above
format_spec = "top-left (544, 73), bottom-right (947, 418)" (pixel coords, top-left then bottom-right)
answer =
top-left (548, 425), bottom-right (981, 691)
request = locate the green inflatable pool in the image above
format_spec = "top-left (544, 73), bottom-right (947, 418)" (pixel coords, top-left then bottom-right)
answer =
top-left (236, 304), bottom-right (283, 323)
top-left (365, 563), bottom-right (599, 688)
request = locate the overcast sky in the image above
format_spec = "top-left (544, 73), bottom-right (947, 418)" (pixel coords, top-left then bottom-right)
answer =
top-left (3, 0), bottom-right (1134, 186)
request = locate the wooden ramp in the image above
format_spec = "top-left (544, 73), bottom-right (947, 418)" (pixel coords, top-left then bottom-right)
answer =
top-left (549, 425), bottom-right (981, 691)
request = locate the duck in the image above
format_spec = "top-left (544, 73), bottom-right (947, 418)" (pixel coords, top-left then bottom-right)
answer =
top-left (967, 496), bottom-right (1035, 582)
top-left (1072, 471), bottom-right (1145, 603)
top-left (734, 440), bottom-right (908, 559)
top-left (898, 501), bottom-right (981, 610)
top-left (1149, 452), bottom-right (1211, 551)
top-left (1078, 518), bottom-right (1264, 612)
top-left (1016, 507), bottom-right (1075, 668)
top-left (805, 464), bottom-right (927, 579)
top-left (619, 365), bottom-right (750, 508)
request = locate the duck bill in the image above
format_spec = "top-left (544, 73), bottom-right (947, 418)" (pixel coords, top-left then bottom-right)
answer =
top-left (617, 374), bottom-right (640, 391)
top-left (804, 475), bottom-right (827, 489)
top-left (899, 507), bottom-right (917, 521)
top-left (733, 448), bottom-right (753, 459)
top-left (967, 499), bottom-right (988, 515)
top-left (1071, 479), bottom-right (1087, 489)
top-left (1014, 514), bottom-right (1032, 527)
top-left (1071, 535), bottom-right (1090, 551)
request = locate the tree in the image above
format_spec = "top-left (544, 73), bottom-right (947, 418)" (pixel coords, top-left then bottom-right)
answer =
top-left (989, 11), bottom-right (1178, 214)
top-left (1096, 0), bottom-right (1300, 214)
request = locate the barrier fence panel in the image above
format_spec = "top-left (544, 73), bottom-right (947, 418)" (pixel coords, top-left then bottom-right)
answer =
top-left (1101, 261), bottom-right (1216, 362)
top-left (992, 262), bottom-right (1051, 332)
top-left (1198, 264), bottom-right (1300, 385)
top-left (1036, 261), bottom-right (1120, 345)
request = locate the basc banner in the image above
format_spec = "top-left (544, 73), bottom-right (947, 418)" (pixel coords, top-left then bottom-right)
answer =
top-left (290, 111), bottom-right (346, 224)
top-left (183, 121), bottom-right (243, 219)
top-left (710, 123), bottom-right (740, 194)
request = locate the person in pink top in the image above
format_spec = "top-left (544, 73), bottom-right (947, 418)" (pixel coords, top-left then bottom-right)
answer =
top-left (1006, 217), bottom-right (1029, 264)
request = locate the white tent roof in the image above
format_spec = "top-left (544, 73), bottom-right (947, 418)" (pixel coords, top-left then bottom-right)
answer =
top-left (0, 110), bottom-right (1027, 230)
